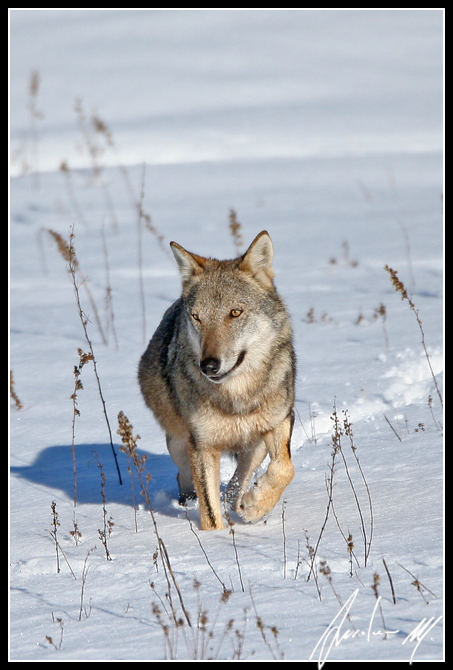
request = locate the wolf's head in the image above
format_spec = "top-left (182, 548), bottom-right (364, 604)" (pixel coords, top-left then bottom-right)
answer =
top-left (170, 231), bottom-right (287, 384)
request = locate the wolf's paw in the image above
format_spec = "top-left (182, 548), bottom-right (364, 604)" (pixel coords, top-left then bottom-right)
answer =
top-left (178, 490), bottom-right (197, 505)
top-left (238, 485), bottom-right (275, 523)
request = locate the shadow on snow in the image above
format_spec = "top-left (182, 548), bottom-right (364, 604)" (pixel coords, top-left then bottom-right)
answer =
top-left (11, 442), bottom-right (181, 514)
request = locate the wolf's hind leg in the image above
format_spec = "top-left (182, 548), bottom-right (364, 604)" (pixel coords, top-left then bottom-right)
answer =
top-left (225, 440), bottom-right (268, 512)
top-left (238, 412), bottom-right (295, 523)
top-left (166, 434), bottom-right (196, 504)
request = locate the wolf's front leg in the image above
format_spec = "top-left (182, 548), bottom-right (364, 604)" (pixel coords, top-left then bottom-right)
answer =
top-left (225, 439), bottom-right (268, 512)
top-left (188, 439), bottom-right (224, 530)
top-left (239, 412), bottom-right (295, 523)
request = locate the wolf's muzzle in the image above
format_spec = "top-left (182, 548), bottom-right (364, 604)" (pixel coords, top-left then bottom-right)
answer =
top-left (200, 357), bottom-right (221, 377)
top-left (200, 350), bottom-right (246, 383)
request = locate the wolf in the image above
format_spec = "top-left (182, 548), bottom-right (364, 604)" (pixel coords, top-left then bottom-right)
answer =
top-left (138, 230), bottom-right (296, 530)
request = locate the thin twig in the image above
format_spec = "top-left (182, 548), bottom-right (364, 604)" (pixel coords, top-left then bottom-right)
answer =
top-left (281, 499), bottom-right (287, 579)
top-left (336, 425), bottom-right (368, 565)
top-left (371, 573), bottom-right (388, 637)
top-left (50, 501), bottom-right (60, 574)
top-left (385, 265), bottom-right (443, 408)
top-left (100, 224), bottom-right (118, 349)
top-left (343, 409), bottom-right (374, 566)
top-left (384, 414), bottom-right (402, 442)
top-left (117, 411), bottom-right (191, 627)
top-left (382, 557), bottom-right (397, 604)
top-left (184, 507), bottom-right (227, 592)
top-left (329, 491), bottom-right (360, 569)
top-left (226, 513), bottom-right (244, 592)
top-left (79, 547), bottom-right (96, 620)
top-left (48, 228), bottom-right (107, 344)
top-left (307, 411), bottom-right (340, 582)
top-left (397, 562), bottom-right (439, 602)
top-left (68, 228), bottom-right (122, 485)
top-left (49, 501), bottom-right (76, 579)
top-left (10, 371), bottom-right (23, 410)
top-left (249, 585), bottom-right (282, 660)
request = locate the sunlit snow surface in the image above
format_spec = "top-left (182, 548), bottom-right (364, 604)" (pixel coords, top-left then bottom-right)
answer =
top-left (10, 9), bottom-right (443, 661)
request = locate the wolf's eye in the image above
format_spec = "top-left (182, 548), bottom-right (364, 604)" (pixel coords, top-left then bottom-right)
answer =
top-left (191, 312), bottom-right (200, 322)
top-left (230, 308), bottom-right (243, 318)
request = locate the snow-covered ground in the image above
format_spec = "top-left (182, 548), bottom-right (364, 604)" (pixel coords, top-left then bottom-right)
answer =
top-left (9, 9), bottom-right (444, 661)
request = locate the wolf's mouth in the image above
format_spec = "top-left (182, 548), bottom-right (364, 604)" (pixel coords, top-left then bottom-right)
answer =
top-left (204, 350), bottom-right (246, 383)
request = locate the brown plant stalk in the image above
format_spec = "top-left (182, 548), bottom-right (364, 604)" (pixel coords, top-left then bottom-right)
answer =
top-left (385, 265), bottom-right (442, 408)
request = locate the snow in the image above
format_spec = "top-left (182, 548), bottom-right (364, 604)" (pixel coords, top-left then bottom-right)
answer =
top-left (9, 8), bottom-right (444, 662)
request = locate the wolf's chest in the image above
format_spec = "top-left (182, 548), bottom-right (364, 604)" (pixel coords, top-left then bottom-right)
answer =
top-left (192, 397), bottom-right (286, 450)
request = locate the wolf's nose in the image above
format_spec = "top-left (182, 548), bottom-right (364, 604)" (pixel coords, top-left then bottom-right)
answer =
top-left (200, 357), bottom-right (221, 376)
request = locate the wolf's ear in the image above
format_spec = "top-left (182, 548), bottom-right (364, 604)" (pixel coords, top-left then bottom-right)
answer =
top-left (170, 241), bottom-right (207, 284)
top-left (239, 230), bottom-right (274, 288)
